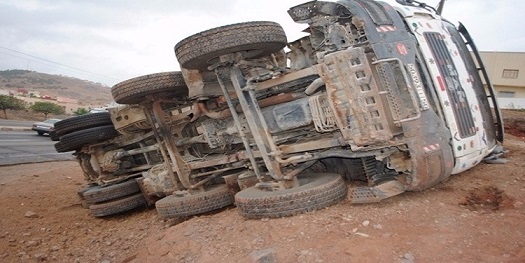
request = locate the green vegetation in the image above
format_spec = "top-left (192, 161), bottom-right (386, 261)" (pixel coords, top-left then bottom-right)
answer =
top-left (28, 77), bottom-right (60, 85)
top-left (30, 101), bottom-right (64, 118)
top-left (73, 107), bottom-right (89, 116)
top-left (0, 95), bottom-right (26, 119)
top-left (0, 69), bottom-right (31, 77)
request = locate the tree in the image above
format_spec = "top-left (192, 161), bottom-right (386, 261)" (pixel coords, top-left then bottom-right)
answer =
top-left (73, 107), bottom-right (89, 116)
top-left (0, 95), bottom-right (26, 119)
top-left (30, 101), bottom-right (64, 118)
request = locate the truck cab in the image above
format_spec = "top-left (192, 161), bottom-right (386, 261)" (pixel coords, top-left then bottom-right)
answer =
top-left (391, 0), bottom-right (502, 174)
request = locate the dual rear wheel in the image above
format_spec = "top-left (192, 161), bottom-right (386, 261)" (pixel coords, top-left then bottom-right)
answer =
top-left (154, 173), bottom-right (347, 219)
top-left (53, 112), bottom-right (118, 153)
top-left (78, 179), bottom-right (147, 217)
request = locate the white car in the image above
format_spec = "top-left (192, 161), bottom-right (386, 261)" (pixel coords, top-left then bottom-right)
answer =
top-left (31, 118), bottom-right (61, 136)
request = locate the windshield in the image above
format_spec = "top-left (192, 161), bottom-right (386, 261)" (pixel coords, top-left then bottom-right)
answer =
top-left (44, 119), bottom-right (61, 124)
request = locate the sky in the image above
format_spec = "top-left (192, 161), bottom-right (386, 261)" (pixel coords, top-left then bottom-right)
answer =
top-left (0, 0), bottom-right (523, 87)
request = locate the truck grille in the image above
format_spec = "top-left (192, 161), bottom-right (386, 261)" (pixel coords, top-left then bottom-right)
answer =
top-left (424, 32), bottom-right (476, 138)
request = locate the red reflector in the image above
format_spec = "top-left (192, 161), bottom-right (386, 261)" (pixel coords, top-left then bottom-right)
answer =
top-left (396, 43), bottom-right (408, 55)
top-left (437, 76), bottom-right (446, 91)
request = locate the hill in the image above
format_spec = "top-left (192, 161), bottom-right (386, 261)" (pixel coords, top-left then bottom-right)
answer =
top-left (0, 69), bottom-right (112, 104)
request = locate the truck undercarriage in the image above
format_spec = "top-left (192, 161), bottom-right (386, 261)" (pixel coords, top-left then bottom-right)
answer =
top-left (54, 0), bottom-right (503, 218)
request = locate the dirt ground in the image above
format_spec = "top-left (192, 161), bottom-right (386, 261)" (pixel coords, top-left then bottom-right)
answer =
top-left (1, 111), bottom-right (524, 263)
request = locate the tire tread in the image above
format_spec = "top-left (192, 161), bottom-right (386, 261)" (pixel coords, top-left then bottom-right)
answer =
top-left (55, 125), bottom-right (119, 152)
top-left (111, 72), bottom-right (188, 104)
top-left (155, 184), bottom-right (233, 218)
top-left (54, 112), bottom-right (112, 136)
top-left (234, 173), bottom-right (347, 219)
top-left (174, 21), bottom-right (287, 69)
top-left (90, 193), bottom-right (147, 217)
top-left (83, 180), bottom-right (141, 204)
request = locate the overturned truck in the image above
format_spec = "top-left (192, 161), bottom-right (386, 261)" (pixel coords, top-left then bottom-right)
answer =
top-left (58, 0), bottom-right (504, 218)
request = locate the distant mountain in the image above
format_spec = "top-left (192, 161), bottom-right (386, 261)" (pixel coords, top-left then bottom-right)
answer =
top-left (0, 69), bottom-right (112, 104)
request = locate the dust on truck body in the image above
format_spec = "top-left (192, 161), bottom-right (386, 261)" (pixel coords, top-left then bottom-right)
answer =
top-left (106, 0), bottom-right (503, 218)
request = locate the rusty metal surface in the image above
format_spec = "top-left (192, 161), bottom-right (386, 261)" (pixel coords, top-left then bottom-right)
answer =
top-left (144, 106), bottom-right (180, 191)
top-left (401, 110), bottom-right (454, 191)
top-left (187, 152), bottom-right (245, 170)
top-left (215, 67), bottom-right (264, 180)
top-left (237, 171), bottom-right (259, 190)
top-left (227, 66), bottom-right (285, 181)
top-left (279, 137), bottom-right (343, 155)
top-left (151, 100), bottom-right (193, 189)
top-left (373, 59), bottom-right (421, 124)
top-left (136, 177), bottom-right (158, 206)
top-left (141, 164), bottom-right (177, 197)
top-left (194, 92), bottom-right (303, 121)
top-left (319, 47), bottom-right (394, 147)
top-left (252, 66), bottom-right (319, 91)
top-left (223, 172), bottom-right (241, 196)
top-left (349, 180), bottom-right (406, 203)
top-left (197, 102), bottom-right (232, 119)
top-left (109, 105), bottom-right (150, 134)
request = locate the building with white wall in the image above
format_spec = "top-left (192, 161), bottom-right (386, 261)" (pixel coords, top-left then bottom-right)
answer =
top-left (479, 51), bottom-right (525, 109)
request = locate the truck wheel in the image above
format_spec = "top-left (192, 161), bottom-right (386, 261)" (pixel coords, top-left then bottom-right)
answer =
top-left (234, 173), bottom-right (347, 219)
top-left (54, 141), bottom-right (70, 153)
top-left (49, 131), bottom-right (60, 141)
top-left (55, 125), bottom-right (119, 152)
top-left (54, 112), bottom-right (112, 136)
top-left (111, 72), bottom-right (189, 104)
top-left (83, 180), bottom-right (141, 204)
top-left (174, 21), bottom-right (287, 70)
top-left (90, 193), bottom-right (147, 217)
top-left (77, 185), bottom-right (94, 209)
top-left (155, 184), bottom-right (233, 218)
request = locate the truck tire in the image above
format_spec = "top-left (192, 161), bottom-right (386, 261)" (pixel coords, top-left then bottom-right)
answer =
top-left (55, 125), bottom-right (119, 152)
top-left (111, 72), bottom-right (189, 104)
top-left (234, 173), bottom-right (347, 219)
top-left (90, 193), bottom-right (147, 217)
top-left (54, 112), bottom-right (112, 136)
top-left (83, 180), bottom-right (141, 204)
top-left (174, 21), bottom-right (287, 70)
top-left (77, 185), bottom-right (94, 209)
top-left (155, 184), bottom-right (233, 218)
top-left (49, 130), bottom-right (60, 141)
top-left (54, 141), bottom-right (70, 153)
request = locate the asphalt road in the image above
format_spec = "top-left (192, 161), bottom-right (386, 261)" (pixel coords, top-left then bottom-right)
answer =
top-left (0, 130), bottom-right (75, 166)
top-left (0, 119), bottom-right (35, 127)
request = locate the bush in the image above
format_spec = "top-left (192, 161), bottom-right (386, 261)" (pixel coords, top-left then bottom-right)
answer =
top-left (30, 101), bottom-right (65, 118)
top-left (0, 95), bottom-right (26, 119)
top-left (73, 107), bottom-right (89, 116)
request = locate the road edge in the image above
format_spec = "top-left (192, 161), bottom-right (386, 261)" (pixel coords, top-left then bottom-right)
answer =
top-left (0, 126), bottom-right (33, 132)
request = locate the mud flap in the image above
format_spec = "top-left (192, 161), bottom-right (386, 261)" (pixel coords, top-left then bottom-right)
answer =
top-left (349, 180), bottom-right (406, 203)
top-left (402, 110), bottom-right (454, 191)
